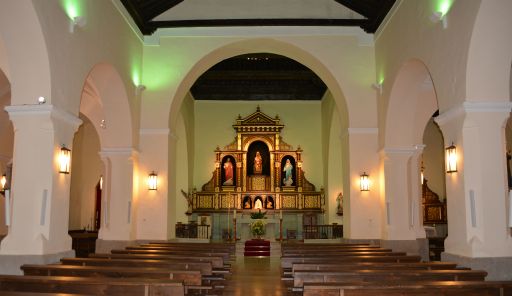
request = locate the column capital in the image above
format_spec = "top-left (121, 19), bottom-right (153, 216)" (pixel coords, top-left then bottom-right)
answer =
top-left (5, 104), bottom-right (82, 130)
top-left (435, 101), bottom-right (512, 126)
top-left (99, 147), bottom-right (139, 157)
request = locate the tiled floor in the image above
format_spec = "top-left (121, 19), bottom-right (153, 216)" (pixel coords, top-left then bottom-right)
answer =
top-left (223, 256), bottom-right (288, 296)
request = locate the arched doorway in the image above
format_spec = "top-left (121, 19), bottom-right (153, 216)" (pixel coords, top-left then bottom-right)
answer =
top-left (0, 68), bottom-right (13, 240)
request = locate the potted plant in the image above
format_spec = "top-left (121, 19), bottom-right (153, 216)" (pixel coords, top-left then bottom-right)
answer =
top-left (250, 219), bottom-right (265, 239)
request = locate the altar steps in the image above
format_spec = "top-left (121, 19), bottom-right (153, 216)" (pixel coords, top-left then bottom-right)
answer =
top-left (244, 239), bottom-right (270, 257)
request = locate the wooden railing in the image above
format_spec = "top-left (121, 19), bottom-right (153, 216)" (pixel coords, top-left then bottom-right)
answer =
top-left (175, 222), bottom-right (210, 239)
top-left (303, 224), bottom-right (343, 239)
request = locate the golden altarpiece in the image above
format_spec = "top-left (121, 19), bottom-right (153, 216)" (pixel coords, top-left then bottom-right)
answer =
top-left (190, 107), bottom-right (324, 213)
top-left (186, 107), bottom-right (324, 240)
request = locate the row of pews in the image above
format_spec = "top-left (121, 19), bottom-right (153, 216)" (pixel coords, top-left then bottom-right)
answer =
top-left (281, 243), bottom-right (512, 295)
top-left (0, 242), bottom-right (235, 295)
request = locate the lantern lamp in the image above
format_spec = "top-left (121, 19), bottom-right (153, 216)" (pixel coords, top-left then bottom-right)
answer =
top-left (0, 174), bottom-right (6, 194)
top-left (360, 172), bottom-right (370, 191)
top-left (148, 171), bottom-right (158, 190)
top-left (59, 146), bottom-right (71, 174)
top-left (445, 143), bottom-right (457, 173)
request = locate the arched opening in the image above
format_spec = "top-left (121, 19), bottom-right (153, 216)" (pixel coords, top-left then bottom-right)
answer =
top-left (168, 40), bottom-right (350, 240)
top-left (69, 63), bottom-right (133, 251)
top-left (0, 68), bottom-right (13, 241)
top-left (384, 59), bottom-right (441, 256)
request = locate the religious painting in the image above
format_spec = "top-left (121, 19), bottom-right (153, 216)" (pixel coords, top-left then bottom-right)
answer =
top-left (242, 195), bottom-right (252, 209)
top-left (281, 156), bottom-right (296, 187)
top-left (221, 155), bottom-right (236, 186)
top-left (265, 195), bottom-right (274, 209)
top-left (247, 141), bottom-right (270, 176)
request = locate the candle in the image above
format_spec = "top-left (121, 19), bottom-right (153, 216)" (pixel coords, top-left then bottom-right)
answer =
top-left (279, 209), bottom-right (283, 219)
top-left (5, 189), bottom-right (10, 226)
top-left (233, 208), bottom-right (236, 216)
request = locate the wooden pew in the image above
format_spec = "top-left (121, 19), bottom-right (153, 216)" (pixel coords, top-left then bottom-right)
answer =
top-left (110, 249), bottom-right (232, 261)
top-left (293, 269), bottom-right (488, 288)
top-left (0, 293), bottom-right (94, 296)
top-left (283, 251), bottom-right (407, 257)
top-left (281, 255), bottom-right (422, 268)
top-left (21, 264), bottom-right (202, 286)
top-left (61, 257), bottom-right (213, 275)
top-left (303, 281), bottom-right (512, 296)
top-left (291, 261), bottom-right (459, 272)
top-left (90, 253), bottom-right (226, 269)
top-left (0, 275), bottom-right (184, 296)
top-left (283, 249), bottom-right (397, 256)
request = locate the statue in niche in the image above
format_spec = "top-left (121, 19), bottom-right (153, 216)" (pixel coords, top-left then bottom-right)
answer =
top-left (243, 196), bottom-right (252, 209)
top-left (283, 158), bottom-right (294, 186)
top-left (223, 158), bottom-right (234, 185)
top-left (336, 192), bottom-right (343, 215)
top-left (266, 196), bottom-right (274, 209)
top-left (254, 198), bottom-right (263, 210)
top-left (253, 151), bottom-right (263, 175)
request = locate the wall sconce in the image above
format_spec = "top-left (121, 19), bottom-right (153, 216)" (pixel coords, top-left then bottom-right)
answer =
top-left (69, 16), bottom-right (86, 33)
top-left (430, 11), bottom-right (448, 29)
top-left (136, 85), bottom-right (146, 96)
top-left (38, 96), bottom-right (46, 104)
top-left (371, 83), bottom-right (382, 95)
top-left (59, 146), bottom-right (71, 174)
top-left (0, 174), bottom-right (6, 194)
top-left (148, 171), bottom-right (158, 190)
top-left (445, 143), bottom-right (457, 173)
top-left (360, 172), bottom-right (370, 191)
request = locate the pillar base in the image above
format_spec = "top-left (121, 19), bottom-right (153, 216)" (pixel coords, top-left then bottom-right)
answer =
top-left (442, 252), bottom-right (512, 280)
top-left (0, 249), bottom-right (75, 275)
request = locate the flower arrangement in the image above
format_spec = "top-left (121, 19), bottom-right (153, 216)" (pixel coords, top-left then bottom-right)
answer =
top-left (250, 219), bottom-right (266, 237)
top-left (250, 210), bottom-right (267, 219)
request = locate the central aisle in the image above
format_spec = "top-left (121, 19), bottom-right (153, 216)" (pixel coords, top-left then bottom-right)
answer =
top-left (223, 257), bottom-right (287, 295)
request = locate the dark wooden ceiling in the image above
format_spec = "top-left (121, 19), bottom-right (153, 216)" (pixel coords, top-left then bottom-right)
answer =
top-left (191, 53), bottom-right (327, 101)
top-left (120, 0), bottom-right (396, 35)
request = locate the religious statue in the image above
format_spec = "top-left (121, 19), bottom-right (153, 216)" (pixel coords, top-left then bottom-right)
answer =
top-left (254, 198), bottom-right (263, 210)
top-left (253, 151), bottom-right (262, 175)
top-left (266, 198), bottom-right (273, 209)
top-left (283, 158), bottom-right (293, 186)
top-left (244, 197), bottom-right (251, 209)
top-left (336, 192), bottom-right (343, 215)
top-left (223, 158), bottom-right (234, 185)
top-left (181, 189), bottom-right (193, 215)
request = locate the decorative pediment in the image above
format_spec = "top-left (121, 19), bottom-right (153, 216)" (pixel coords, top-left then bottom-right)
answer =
top-left (233, 106), bottom-right (284, 133)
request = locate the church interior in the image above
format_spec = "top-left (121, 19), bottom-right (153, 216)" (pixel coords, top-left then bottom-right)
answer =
top-left (0, 0), bottom-right (512, 294)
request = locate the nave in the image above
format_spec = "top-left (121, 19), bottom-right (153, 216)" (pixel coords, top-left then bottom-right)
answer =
top-left (0, 241), bottom-right (511, 295)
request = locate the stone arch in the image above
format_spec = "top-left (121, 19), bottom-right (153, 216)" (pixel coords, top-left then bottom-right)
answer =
top-left (0, 1), bottom-right (51, 105)
top-left (466, 1), bottom-right (512, 102)
top-left (382, 59), bottom-right (439, 242)
top-left (385, 59), bottom-right (439, 148)
top-left (79, 63), bottom-right (133, 148)
top-left (168, 38), bottom-right (349, 133)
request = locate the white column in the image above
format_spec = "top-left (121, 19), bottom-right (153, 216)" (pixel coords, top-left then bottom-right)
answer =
top-left (0, 105), bottom-right (81, 255)
top-left (136, 129), bottom-right (169, 240)
top-left (343, 128), bottom-right (381, 239)
top-left (98, 148), bottom-right (137, 241)
top-left (381, 146), bottom-right (425, 240)
top-left (436, 101), bottom-right (512, 257)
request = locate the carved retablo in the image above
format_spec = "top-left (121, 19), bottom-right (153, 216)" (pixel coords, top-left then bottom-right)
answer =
top-left (191, 106), bottom-right (324, 214)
